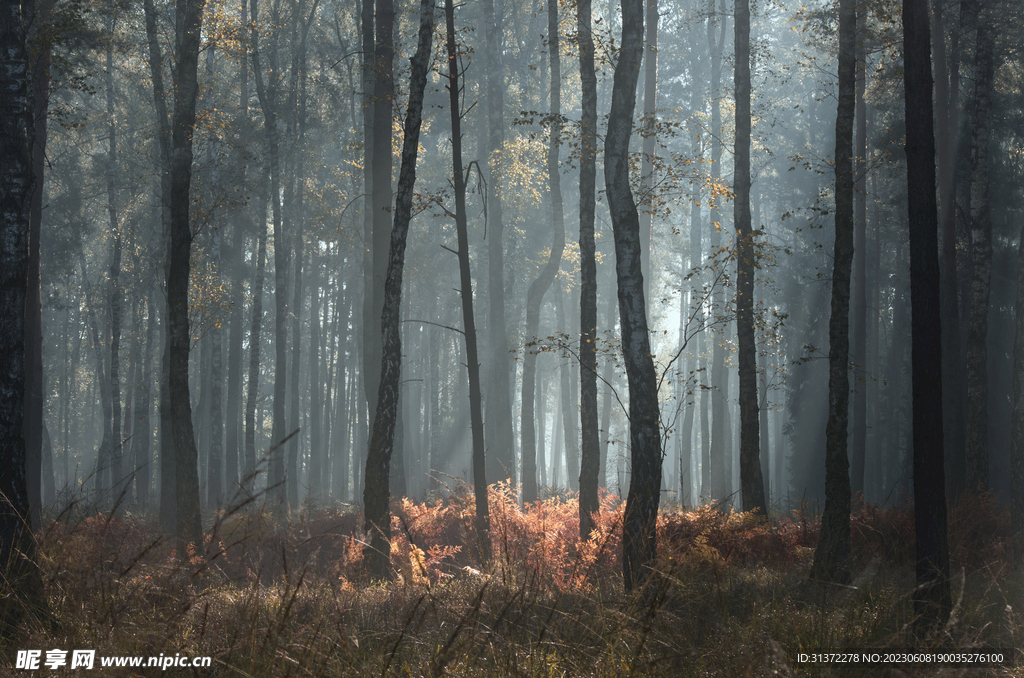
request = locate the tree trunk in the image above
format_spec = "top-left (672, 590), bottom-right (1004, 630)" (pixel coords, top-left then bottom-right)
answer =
top-left (24, 0), bottom-right (55, 530)
top-left (364, 0), bottom-right (393, 441)
top-left (446, 0), bottom-right (490, 561)
top-left (106, 7), bottom-right (124, 503)
top-left (557, 288), bottom-right (580, 492)
top-left (309, 255), bottom-right (323, 505)
top-left (964, 2), bottom-right (994, 494)
top-left (578, 0), bottom-right (600, 537)
top-left (225, 0), bottom-right (249, 500)
top-left (850, 2), bottom-right (867, 499)
top-left (1011, 222), bottom-right (1024, 552)
top-left (250, 0), bottom-right (289, 507)
top-left (123, 297), bottom-right (140, 504)
top-left (735, 0), bottom-right (766, 517)
top-left (137, 288), bottom-right (155, 508)
top-left (168, 0), bottom-right (207, 550)
top-left (245, 171), bottom-right (269, 497)
top-left (932, 0), bottom-right (966, 504)
top-left (0, 0), bottom-right (46, 636)
top-left (287, 222), bottom-right (303, 510)
top-left (209, 232), bottom-right (224, 507)
top-left (707, 7), bottom-right (730, 503)
top-left (361, 0), bottom-right (434, 580)
top-left (606, 0), bottom-right (662, 593)
top-left (904, 0), bottom-right (951, 626)
top-left (481, 0), bottom-right (514, 484)
top-left (638, 0), bottom-right (658, 308)
top-left (810, 0), bottom-right (854, 584)
top-left (143, 0), bottom-right (175, 534)
top-left (520, 0), bottom-right (566, 505)
top-left (79, 253), bottom-right (112, 499)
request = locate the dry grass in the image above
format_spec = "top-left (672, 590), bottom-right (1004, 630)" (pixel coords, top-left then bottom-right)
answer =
top-left (1, 488), bottom-right (1022, 676)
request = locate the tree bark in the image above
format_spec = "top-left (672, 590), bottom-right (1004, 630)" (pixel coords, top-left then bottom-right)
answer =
top-left (168, 0), bottom-right (207, 550)
top-left (137, 287), bottom-right (155, 507)
top-left (0, 0), bottom-right (45, 637)
top-left (964, 2), bottom-right (994, 494)
top-left (143, 0), bottom-right (175, 534)
top-left (245, 172), bottom-right (269, 497)
top-left (481, 0), bottom-right (514, 484)
top-left (932, 0), bottom-right (966, 504)
top-left (557, 288), bottom-right (580, 492)
top-left (810, 0), bottom-right (855, 584)
top-left (362, 0), bottom-right (434, 580)
top-left (364, 0), bottom-right (393, 441)
top-left (446, 0), bottom-right (490, 561)
top-left (850, 1), bottom-right (867, 499)
top-left (224, 0), bottom-right (248, 502)
top-left (24, 0), bottom-right (55, 530)
top-left (308, 255), bottom-right (323, 504)
top-left (606, 0), bottom-right (662, 592)
top-left (707, 6), bottom-right (730, 503)
top-left (638, 0), bottom-right (658, 309)
top-left (106, 6), bottom-right (124, 503)
top-left (904, 0), bottom-right (951, 626)
top-left (735, 0), bottom-right (766, 517)
top-left (1011, 222), bottom-right (1024, 552)
top-left (250, 0), bottom-right (289, 507)
top-left (520, 0), bottom-right (566, 504)
top-left (578, 0), bottom-right (600, 537)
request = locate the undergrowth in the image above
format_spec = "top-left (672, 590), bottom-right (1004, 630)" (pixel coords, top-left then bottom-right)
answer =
top-left (2, 488), bottom-right (1022, 676)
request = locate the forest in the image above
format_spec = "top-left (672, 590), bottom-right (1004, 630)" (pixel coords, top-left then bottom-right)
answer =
top-left (2, 0), bottom-right (1024, 672)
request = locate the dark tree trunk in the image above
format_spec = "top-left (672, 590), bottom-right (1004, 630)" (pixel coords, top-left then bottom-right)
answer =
top-left (810, 0), bottom-right (855, 584)
top-left (137, 289), bottom-right (155, 508)
top-left (557, 288), bottom-right (580, 492)
top-left (758, 346), bottom-right (770, 500)
top-left (123, 298), bottom-right (140, 504)
top-left (520, 0), bottom-right (566, 504)
top-left (287, 226), bottom-right (303, 510)
top-left (964, 3), bottom-right (994, 494)
top-left (850, 2), bottom-right (867, 499)
top-left (245, 173), bottom-right (269, 497)
top-left (361, 0), bottom-right (434, 580)
top-left (168, 0), bottom-right (207, 550)
top-left (0, 0), bottom-right (45, 637)
top-left (904, 0), bottom-right (951, 626)
top-left (79, 253), bottom-right (112, 498)
top-left (735, 0), bottom-right (766, 517)
top-left (24, 0), bottom-right (55, 530)
top-left (359, 0), bottom-right (375, 495)
top-left (577, 0), bottom-right (600, 537)
top-left (364, 0), bottom-right (393, 441)
top-left (1012, 222), bottom-right (1024, 552)
top-left (445, 0), bottom-right (490, 561)
top-left (106, 8), bottom-right (124, 502)
top-left (707, 7), bottom-right (729, 503)
top-left (638, 0), bottom-right (658, 308)
top-left (308, 256), bottom-right (323, 504)
top-left (144, 0), bottom-right (175, 534)
top-left (481, 0), bottom-right (514, 484)
top-left (250, 0), bottom-right (289, 507)
top-left (932, 0), bottom-right (966, 504)
top-left (209, 232), bottom-right (224, 507)
top-left (605, 0), bottom-right (662, 592)
top-left (224, 0), bottom-right (248, 502)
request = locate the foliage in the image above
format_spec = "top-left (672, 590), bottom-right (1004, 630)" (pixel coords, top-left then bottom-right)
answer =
top-left (15, 492), bottom-right (1024, 676)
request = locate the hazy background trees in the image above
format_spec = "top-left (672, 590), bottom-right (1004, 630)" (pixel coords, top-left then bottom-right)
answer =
top-left (19, 0), bottom-right (1024, 590)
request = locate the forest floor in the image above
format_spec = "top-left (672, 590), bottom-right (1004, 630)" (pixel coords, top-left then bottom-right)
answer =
top-left (6, 483), bottom-right (1024, 677)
